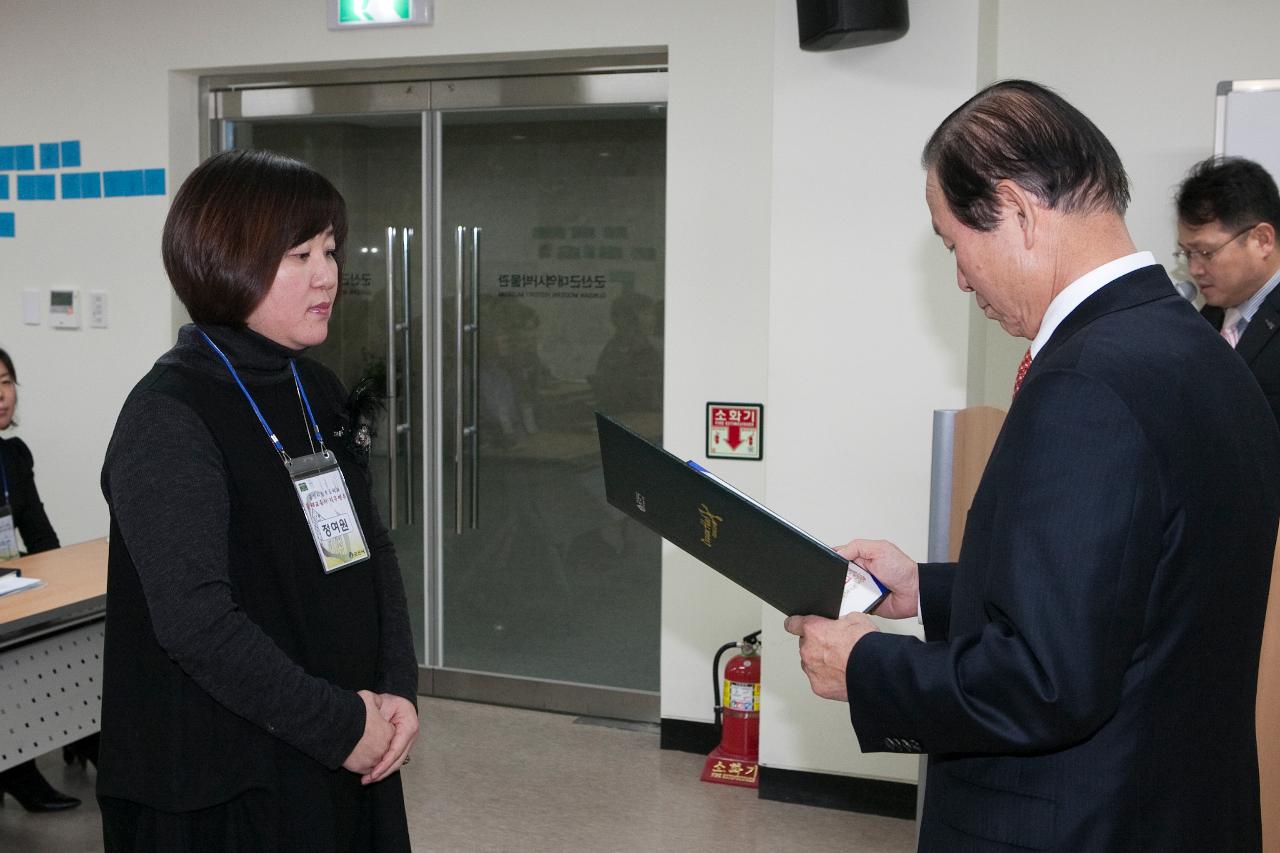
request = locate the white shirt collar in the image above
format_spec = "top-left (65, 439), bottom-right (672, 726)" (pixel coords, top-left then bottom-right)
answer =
top-left (1030, 252), bottom-right (1157, 358)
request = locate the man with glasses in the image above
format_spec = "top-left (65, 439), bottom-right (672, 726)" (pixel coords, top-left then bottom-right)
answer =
top-left (1176, 156), bottom-right (1280, 423)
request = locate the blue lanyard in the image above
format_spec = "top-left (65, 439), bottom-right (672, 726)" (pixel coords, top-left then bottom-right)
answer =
top-left (0, 444), bottom-right (8, 506)
top-left (198, 329), bottom-right (326, 464)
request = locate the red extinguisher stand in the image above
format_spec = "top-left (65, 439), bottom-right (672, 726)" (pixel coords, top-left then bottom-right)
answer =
top-left (701, 630), bottom-right (761, 788)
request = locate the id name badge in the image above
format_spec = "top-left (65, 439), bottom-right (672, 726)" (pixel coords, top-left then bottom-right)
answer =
top-left (0, 506), bottom-right (18, 562)
top-left (286, 452), bottom-right (370, 573)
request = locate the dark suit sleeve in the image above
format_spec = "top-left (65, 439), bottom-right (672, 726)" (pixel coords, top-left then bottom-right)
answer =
top-left (916, 562), bottom-right (954, 642)
top-left (1232, 291), bottom-right (1280, 428)
top-left (845, 369), bottom-right (1159, 755)
top-left (5, 438), bottom-right (60, 554)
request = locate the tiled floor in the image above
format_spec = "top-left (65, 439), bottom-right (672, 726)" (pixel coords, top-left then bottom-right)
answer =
top-left (0, 697), bottom-right (916, 852)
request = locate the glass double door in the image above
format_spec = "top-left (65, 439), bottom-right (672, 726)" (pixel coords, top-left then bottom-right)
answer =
top-left (215, 73), bottom-right (666, 716)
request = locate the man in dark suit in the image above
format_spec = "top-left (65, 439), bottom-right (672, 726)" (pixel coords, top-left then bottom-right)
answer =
top-left (785, 80), bottom-right (1280, 852)
top-left (1176, 156), bottom-right (1280, 424)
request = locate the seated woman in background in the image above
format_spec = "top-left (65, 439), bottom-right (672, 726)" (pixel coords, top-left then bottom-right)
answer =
top-left (98, 149), bottom-right (419, 853)
top-left (0, 347), bottom-right (81, 812)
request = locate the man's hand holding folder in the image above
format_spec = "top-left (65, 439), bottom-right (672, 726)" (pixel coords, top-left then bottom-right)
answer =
top-left (784, 538), bottom-right (919, 702)
top-left (834, 539), bottom-right (920, 620)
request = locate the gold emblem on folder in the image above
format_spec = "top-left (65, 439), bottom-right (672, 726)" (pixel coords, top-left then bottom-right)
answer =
top-left (699, 503), bottom-right (723, 547)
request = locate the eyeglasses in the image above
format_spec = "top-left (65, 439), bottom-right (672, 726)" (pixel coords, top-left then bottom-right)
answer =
top-left (1173, 224), bottom-right (1258, 265)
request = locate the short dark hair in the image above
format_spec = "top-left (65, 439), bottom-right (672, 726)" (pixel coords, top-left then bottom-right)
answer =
top-left (163, 149), bottom-right (347, 325)
top-left (922, 79), bottom-right (1130, 232)
top-left (0, 347), bottom-right (16, 427)
top-left (1175, 156), bottom-right (1280, 232)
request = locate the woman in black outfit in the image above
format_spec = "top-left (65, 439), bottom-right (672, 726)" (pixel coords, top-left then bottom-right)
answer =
top-left (98, 150), bottom-right (419, 852)
top-left (0, 348), bottom-right (81, 812)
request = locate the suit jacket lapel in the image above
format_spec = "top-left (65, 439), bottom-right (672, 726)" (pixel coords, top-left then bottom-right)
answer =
top-left (1234, 286), bottom-right (1280, 364)
top-left (1033, 265), bottom-right (1175, 370)
top-left (1201, 303), bottom-right (1225, 332)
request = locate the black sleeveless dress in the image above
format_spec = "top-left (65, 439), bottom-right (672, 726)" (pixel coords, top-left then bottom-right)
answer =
top-left (98, 325), bottom-right (416, 852)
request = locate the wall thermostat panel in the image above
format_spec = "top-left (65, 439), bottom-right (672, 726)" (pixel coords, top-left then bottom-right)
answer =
top-left (49, 288), bottom-right (81, 328)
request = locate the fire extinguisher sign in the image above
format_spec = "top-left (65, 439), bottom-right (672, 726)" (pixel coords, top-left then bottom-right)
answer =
top-left (706, 403), bottom-right (763, 461)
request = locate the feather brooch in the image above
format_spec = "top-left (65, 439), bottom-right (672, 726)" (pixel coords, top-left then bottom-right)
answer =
top-left (333, 377), bottom-right (385, 455)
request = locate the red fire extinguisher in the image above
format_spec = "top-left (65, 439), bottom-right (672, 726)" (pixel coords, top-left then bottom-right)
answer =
top-left (700, 629), bottom-right (761, 788)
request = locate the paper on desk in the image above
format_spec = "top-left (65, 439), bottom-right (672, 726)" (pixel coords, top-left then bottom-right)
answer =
top-left (0, 574), bottom-right (43, 596)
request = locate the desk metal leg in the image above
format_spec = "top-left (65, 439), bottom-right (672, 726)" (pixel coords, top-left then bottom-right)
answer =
top-left (0, 620), bottom-right (104, 773)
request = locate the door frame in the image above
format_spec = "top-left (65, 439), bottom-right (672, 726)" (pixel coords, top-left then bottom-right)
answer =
top-left (203, 57), bottom-right (668, 722)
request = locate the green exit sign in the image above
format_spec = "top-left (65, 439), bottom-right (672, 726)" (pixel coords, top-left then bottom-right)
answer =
top-left (329, 0), bottom-right (432, 28)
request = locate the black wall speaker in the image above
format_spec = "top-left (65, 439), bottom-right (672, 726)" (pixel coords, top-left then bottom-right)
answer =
top-left (797, 0), bottom-right (910, 51)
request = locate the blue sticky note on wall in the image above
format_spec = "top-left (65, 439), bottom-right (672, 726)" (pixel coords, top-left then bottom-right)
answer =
top-left (39, 143), bottom-right (60, 170)
top-left (0, 148), bottom-right (13, 171)
top-left (104, 170), bottom-right (145, 197)
top-left (144, 169), bottom-right (166, 196)
top-left (15, 146), bottom-right (35, 171)
top-left (0, 213), bottom-right (14, 238)
top-left (61, 141), bottom-right (81, 168)
top-left (17, 174), bottom-right (55, 200)
top-left (80, 172), bottom-right (101, 198)
top-left (61, 173), bottom-right (81, 199)
top-left (0, 176), bottom-right (8, 200)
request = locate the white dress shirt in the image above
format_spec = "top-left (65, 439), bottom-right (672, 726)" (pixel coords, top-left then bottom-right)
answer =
top-left (1030, 251), bottom-right (1157, 358)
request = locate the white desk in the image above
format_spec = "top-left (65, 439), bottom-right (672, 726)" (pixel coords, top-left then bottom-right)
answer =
top-left (0, 538), bottom-right (107, 772)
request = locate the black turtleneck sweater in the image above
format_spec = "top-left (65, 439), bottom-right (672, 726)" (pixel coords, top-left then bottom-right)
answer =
top-left (99, 324), bottom-right (416, 811)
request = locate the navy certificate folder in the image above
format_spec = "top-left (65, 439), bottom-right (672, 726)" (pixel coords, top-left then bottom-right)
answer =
top-left (596, 412), bottom-right (886, 618)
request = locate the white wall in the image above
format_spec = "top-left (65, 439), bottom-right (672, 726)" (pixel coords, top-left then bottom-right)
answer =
top-left (758, 0), bottom-right (983, 784)
top-left (658, 2), bottom-right (777, 723)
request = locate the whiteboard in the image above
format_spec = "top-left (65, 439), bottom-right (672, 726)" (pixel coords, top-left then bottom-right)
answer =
top-left (1215, 80), bottom-right (1280, 185)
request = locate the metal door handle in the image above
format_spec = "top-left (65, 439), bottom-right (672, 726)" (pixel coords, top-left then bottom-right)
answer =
top-left (452, 225), bottom-right (483, 534)
top-left (454, 225), bottom-right (466, 535)
top-left (399, 227), bottom-right (414, 525)
top-left (468, 227), bottom-right (481, 530)
top-left (385, 226), bottom-right (400, 530)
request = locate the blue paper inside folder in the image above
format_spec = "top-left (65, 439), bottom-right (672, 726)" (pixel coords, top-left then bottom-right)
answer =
top-left (596, 412), bottom-right (886, 618)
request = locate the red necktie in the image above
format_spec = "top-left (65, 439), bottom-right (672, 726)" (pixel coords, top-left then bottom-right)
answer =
top-left (1013, 347), bottom-right (1032, 397)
